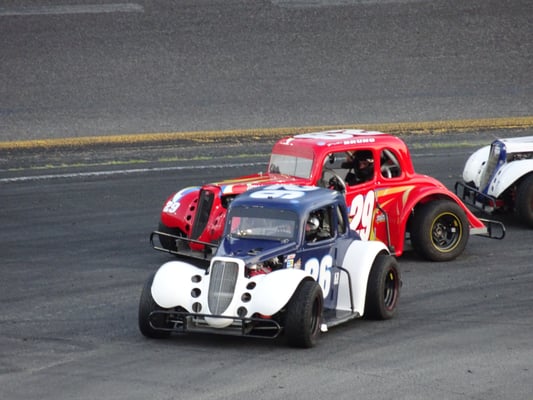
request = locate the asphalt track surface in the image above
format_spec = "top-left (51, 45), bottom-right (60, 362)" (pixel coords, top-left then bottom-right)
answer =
top-left (1, 129), bottom-right (533, 400)
top-left (1, 0), bottom-right (533, 399)
top-left (1, 0), bottom-right (532, 140)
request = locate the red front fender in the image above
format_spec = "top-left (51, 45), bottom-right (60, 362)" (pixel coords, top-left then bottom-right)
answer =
top-left (160, 186), bottom-right (201, 236)
top-left (399, 186), bottom-right (489, 238)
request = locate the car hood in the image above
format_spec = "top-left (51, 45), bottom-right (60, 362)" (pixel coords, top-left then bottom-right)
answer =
top-left (212, 173), bottom-right (310, 196)
top-left (216, 236), bottom-right (298, 265)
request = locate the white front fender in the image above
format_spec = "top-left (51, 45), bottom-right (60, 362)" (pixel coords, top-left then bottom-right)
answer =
top-left (150, 259), bottom-right (312, 324)
top-left (488, 160), bottom-right (533, 198)
top-left (337, 240), bottom-right (390, 315)
top-left (248, 268), bottom-right (312, 316)
top-left (151, 261), bottom-right (208, 309)
top-left (462, 145), bottom-right (490, 187)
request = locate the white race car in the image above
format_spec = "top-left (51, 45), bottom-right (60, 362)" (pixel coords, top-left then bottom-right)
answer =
top-left (139, 185), bottom-right (401, 348)
top-left (455, 136), bottom-right (533, 227)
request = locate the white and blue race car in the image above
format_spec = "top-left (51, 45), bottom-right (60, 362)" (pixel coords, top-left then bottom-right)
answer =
top-left (139, 185), bottom-right (401, 348)
top-left (456, 136), bottom-right (533, 228)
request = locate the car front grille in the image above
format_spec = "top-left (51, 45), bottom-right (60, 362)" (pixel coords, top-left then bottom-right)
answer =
top-left (208, 260), bottom-right (239, 314)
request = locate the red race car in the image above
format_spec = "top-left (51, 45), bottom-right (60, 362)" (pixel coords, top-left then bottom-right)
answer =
top-left (157, 130), bottom-right (504, 261)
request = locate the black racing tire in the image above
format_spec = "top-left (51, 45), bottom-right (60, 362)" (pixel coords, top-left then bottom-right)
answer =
top-left (284, 280), bottom-right (323, 348)
top-left (515, 174), bottom-right (533, 228)
top-left (364, 254), bottom-right (401, 320)
top-left (410, 199), bottom-right (469, 262)
top-left (138, 272), bottom-right (172, 339)
top-left (157, 221), bottom-right (185, 252)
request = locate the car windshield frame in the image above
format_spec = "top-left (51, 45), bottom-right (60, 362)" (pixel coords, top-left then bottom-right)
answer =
top-left (227, 206), bottom-right (299, 242)
top-left (268, 153), bottom-right (314, 179)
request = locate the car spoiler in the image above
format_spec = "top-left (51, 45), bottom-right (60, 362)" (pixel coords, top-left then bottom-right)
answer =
top-left (150, 231), bottom-right (218, 263)
top-left (455, 182), bottom-right (506, 240)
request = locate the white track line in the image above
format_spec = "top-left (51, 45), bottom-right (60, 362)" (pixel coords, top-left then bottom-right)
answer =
top-left (0, 3), bottom-right (143, 17)
top-left (0, 162), bottom-right (267, 184)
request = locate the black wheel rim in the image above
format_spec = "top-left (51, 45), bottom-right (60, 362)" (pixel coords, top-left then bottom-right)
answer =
top-left (431, 212), bottom-right (462, 251)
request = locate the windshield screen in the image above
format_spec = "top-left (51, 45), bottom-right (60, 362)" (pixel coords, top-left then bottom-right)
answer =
top-left (228, 207), bottom-right (299, 241)
top-left (268, 153), bottom-right (313, 179)
top-left (479, 142), bottom-right (503, 190)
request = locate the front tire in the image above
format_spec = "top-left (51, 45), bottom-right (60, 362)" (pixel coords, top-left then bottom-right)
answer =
top-left (410, 199), bottom-right (469, 261)
top-left (157, 221), bottom-right (185, 252)
top-left (284, 280), bottom-right (323, 348)
top-left (516, 174), bottom-right (533, 228)
top-left (364, 254), bottom-right (400, 320)
top-left (138, 272), bottom-right (172, 339)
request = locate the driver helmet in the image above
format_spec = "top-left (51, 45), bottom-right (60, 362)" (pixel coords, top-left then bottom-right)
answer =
top-left (306, 216), bottom-right (320, 234)
top-left (355, 150), bottom-right (374, 180)
top-left (355, 150), bottom-right (374, 164)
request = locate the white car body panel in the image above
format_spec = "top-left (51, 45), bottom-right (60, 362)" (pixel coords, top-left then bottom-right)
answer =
top-left (488, 159), bottom-right (533, 198)
top-left (462, 145), bottom-right (490, 188)
top-left (151, 260), bottom-right (207, 309)
top-left (151, 257), bottom-right (312, 329)
top-left (337, 240), bottom-right (389, 316)
top-left (498, 136), bottom-right (533, 153)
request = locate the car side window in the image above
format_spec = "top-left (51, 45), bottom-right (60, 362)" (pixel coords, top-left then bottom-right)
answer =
top-left (342, 150), bottom-right (375, 185)
top-left (380, 149), bottom-right (402, 179)
top-left (305, 207), bottom-right (333, 243)
top-left (320, 150), bottom-right (377, 189)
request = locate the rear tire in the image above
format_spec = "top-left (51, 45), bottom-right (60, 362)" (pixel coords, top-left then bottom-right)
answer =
top-left (138, 272), bottom-right (172, 339)
top-left (284, 280), bottom-right (323, 348)
top-left (410, 200), bottom-right (469, 261)
top-left (364, 254), bottom-right (400, 320)
top-left (516, 174), bottom-right (533, 228)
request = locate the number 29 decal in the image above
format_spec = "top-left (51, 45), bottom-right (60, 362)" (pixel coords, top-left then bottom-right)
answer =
top-left (349, 190), bottom-right (375, 241)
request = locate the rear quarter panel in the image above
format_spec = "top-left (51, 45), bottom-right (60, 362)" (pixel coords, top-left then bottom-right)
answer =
top-left (337, 240), bottom-right (390, 315)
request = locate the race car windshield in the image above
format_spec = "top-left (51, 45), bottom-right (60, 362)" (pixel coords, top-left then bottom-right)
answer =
top-left (228, 207), bottom-right (298, 242)
top-left (268, 154), bottom-right (313, 179)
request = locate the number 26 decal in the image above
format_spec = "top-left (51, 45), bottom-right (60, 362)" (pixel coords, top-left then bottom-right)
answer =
top-left (349, 191), bottom-right (375, 241)
top-left (304, 255), bottom-right (333, 298)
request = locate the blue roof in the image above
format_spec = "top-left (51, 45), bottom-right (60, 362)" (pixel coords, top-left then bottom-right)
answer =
top-left (230, 185), bottom-right (342, 217)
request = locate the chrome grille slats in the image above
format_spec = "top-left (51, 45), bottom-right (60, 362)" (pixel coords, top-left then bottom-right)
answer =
top-left (208, 260), bottom-right (239, 314)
